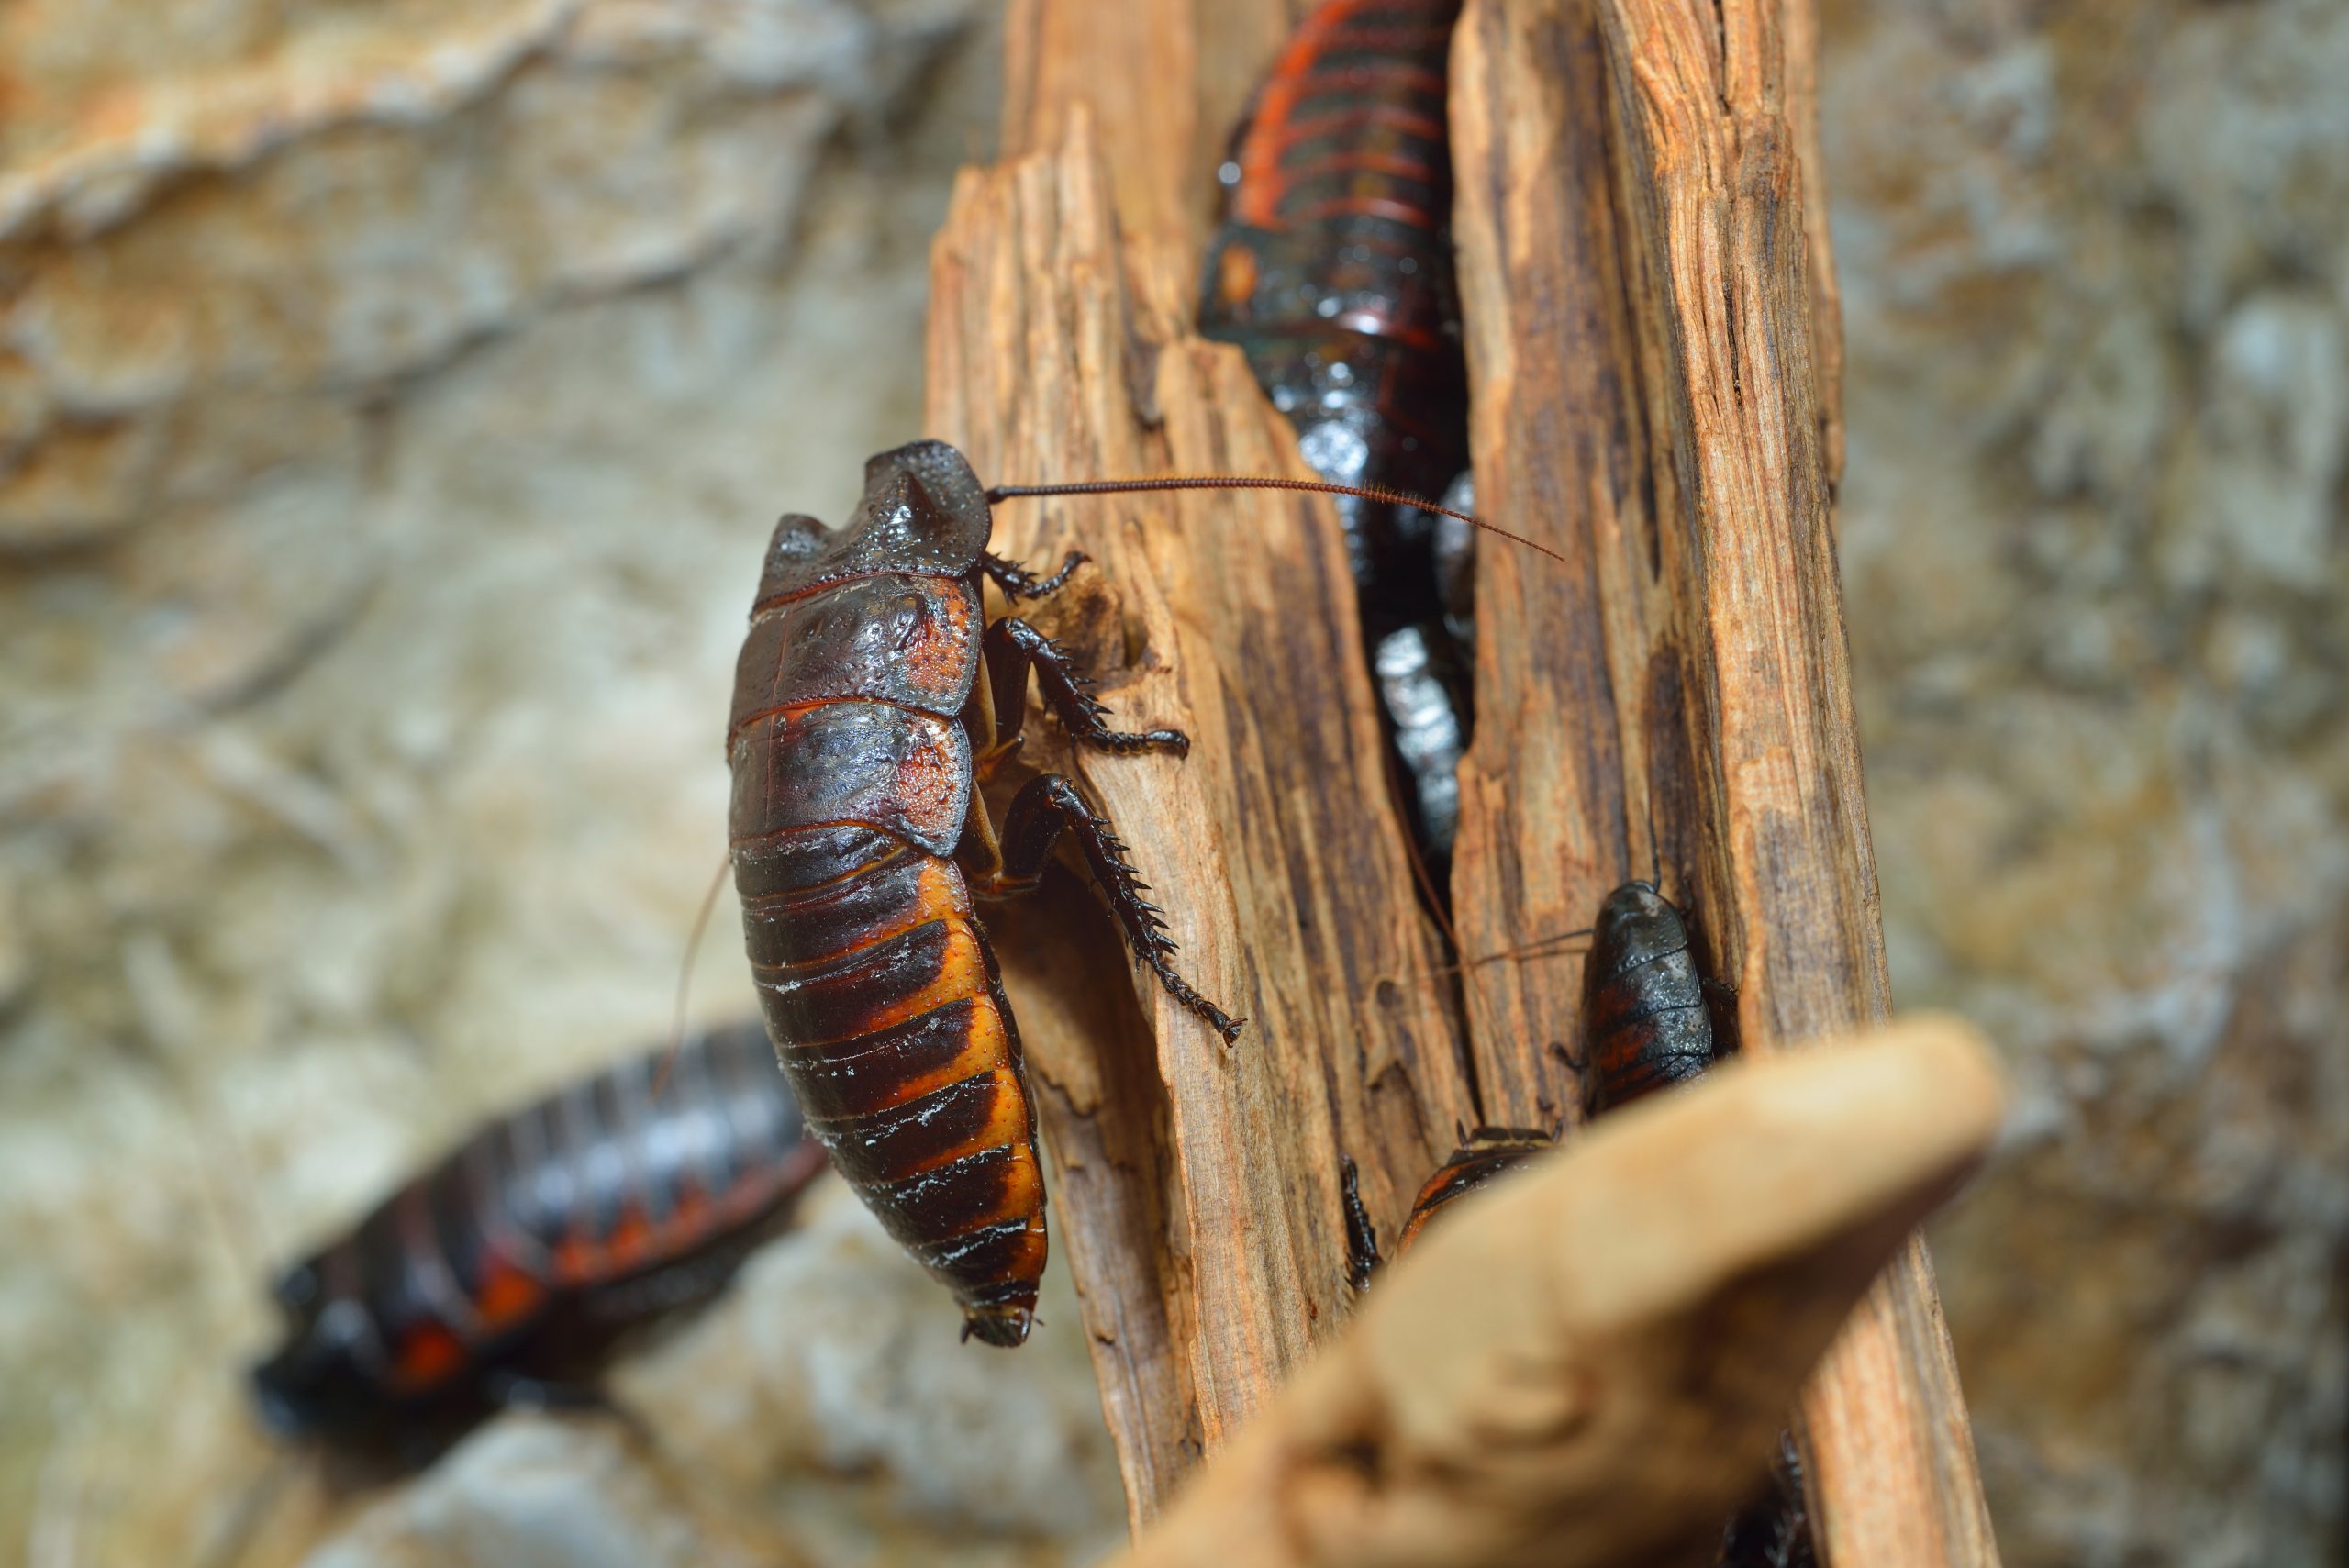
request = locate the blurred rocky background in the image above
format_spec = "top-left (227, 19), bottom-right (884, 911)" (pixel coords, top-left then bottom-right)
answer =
top-left (0, 0), bottom-right (2341, 1565)
top-left (1828, 0), bottom-right (2348, 1562)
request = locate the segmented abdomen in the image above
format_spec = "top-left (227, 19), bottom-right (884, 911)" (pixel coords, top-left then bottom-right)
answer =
top-left (1579, 882), bottom-right (1717, 1118)
top-left (278, 1019), bottom-right (820, 1404)
top-left (1199, 0), bottom-right (1468, 596)
top-left (1395, 1128), bottom-right (1553, 1255)
top-left (728, 567), bottom-right (1046, 1348)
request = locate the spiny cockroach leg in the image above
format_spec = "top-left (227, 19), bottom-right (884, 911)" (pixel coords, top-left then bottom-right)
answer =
top-left (981, 773), bottom-right (1242, 1043)
top-left (982, 550), bottom-right (1087, 601)
top-left (985, 617), bottom-right (1190, 757)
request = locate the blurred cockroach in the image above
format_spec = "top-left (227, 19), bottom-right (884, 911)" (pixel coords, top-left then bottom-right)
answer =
top-left (1200, 0), bottom-right (1475, 870)
top-left (730, 441), bottom-right (1556, 1348)
top-left (1340, 1126), bottom-right (1554, 1285)
top-left (250, 1018), bottom-right (823, 1451)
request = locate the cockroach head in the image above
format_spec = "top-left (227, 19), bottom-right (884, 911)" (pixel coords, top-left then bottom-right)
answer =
top-left (752, 440), bottom-right (995, 603)
top-left (250, 1273), bottom-right (382, 1439)
top-left (959, 1304), bottom-right (1034, 1349)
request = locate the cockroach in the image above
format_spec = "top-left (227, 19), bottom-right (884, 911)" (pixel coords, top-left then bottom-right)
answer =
top-left (731, 442), bottom-right (1555, 1349)
top-left (1719, 1432), bottom-right (1816, 1568)
top-left (1340, 1126), bottom-right (1554, 1285)
top-left (250, 1018), bottom-right (824, 1451)
top-left (1199, 0), bottom-right (1475, 868)
top-left (1576, 879), bottom-right (1723, 1117)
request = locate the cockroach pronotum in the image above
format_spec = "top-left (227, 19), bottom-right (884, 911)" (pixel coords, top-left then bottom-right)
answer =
top-left (250, 1018), bottom-right (824, 1448)
top-left (1199, 0), bottom-right (1475, 870)
top-left (730, 441), bottom-right (1555, 1349)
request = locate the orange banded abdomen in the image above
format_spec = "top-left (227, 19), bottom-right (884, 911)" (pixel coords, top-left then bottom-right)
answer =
top-left (726, 551), bottom-right (1047, 1347)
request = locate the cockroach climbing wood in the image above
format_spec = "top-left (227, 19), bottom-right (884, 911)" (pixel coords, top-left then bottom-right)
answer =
top-left (725, 441), bottom-right (1244, 1349)
top-left (1197, 0), bottom-right (1475, 878)
top-left (251, 1018), bottom-right (825, 1462)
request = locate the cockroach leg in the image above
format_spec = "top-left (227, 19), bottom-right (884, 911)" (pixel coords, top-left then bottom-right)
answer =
top-left (982, 549), bottom-right (1087, 601)
top-left (973, 773), bottom-right (1243, 1043)
top-left (984, 616), bottom-right (1190, 757)
top-left (1339, 1153), bottom-right (1382, 1292)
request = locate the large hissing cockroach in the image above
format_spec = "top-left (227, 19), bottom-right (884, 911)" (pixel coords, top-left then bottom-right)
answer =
top-left (730, 442), bottom-right (1556, 1349)
top-left (1199, 0), bottom-right (1475, 868)
top-left (250, 1018), bottom-right (823, 1448)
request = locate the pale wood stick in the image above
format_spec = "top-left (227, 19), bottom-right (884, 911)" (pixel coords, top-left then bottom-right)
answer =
top-left (1114, 1016), bottom-right (2008, 1568)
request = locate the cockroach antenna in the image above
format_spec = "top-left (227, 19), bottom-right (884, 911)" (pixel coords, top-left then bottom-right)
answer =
top-left (983, 475), bottom-right (1568, 567)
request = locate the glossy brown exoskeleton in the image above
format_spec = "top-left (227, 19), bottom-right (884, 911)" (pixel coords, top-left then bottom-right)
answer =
top-left (728, 440), bottom-right (1241, 1349)
top-left (250, 1018), bottom-right (824, 1452)
top-left (1340, 1126), bottom-right (1554, 1285)
top-left (1577, 879), bottom-right (1721, 1116)
top-left (1200, 0), bottom-right (1475, 869)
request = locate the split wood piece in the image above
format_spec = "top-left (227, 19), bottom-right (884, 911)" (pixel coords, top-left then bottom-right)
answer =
top-left (925, 111), bottom-right (1478, 1525)
top-left (1114, 1016), bottom-right (2008, 1568)
top-left (1449, 0), bottom-right (1997, 1562)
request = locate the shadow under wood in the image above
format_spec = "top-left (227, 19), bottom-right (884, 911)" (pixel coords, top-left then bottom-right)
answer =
top-left (978, 861), bottom-right (1197, 1529)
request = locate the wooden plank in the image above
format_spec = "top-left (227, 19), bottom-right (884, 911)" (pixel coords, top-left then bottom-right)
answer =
top-left (1448, 0), bottom-right (1998, 1561)
top-left (924, 82), bottom-right (1476, 1525)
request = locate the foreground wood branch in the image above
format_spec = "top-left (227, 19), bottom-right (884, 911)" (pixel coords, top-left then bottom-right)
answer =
top-left (1115, 1017), bottom-right (2007, 1568)
top-left (1449, 0), bottom-right (1997, 1562)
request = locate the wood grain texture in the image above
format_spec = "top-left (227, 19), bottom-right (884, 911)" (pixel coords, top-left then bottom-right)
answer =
top-left (926, 67), bottom-right (1476, 1522)
top-left (1449, 0), bottom-right (1998, 1562)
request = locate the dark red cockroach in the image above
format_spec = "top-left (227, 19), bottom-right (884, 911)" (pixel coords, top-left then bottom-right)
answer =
top-left (728, 442), bottom-right (1242, 1351)
top-left (1199, 0), bottom-right (1474, 867)
top-left (731, 443), bottom-right (1557, 1349)
top-left (250, 1018), bottom-right (824, 1448)
top-left (1576, 879), bottom-right (1722, 1117)
top-left (1340, 1126), bottom-right (1554, 1286)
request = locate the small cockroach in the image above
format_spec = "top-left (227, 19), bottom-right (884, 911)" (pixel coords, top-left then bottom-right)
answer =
top-left (250, 1018), bottom-right (823, 1449)
top-left (730, 441), bottom-right (1553, 1348)
top-left (1576, 878), bottom-right (1722, 1116)
top-left (1200, 0), bottom-right (1475, 868)
top-left (1340, 1125), bottom-right (1555, 1285)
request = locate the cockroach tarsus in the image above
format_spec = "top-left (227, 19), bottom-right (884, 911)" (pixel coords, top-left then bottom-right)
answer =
top-left (250, 1018), bottom-right (823, 1458)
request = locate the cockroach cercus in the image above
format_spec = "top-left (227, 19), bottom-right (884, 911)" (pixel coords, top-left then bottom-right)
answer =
top-left (729, 440), bottom-right (1556, 1347)
top-left (251, 1018), bottom-right (822, 1454)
